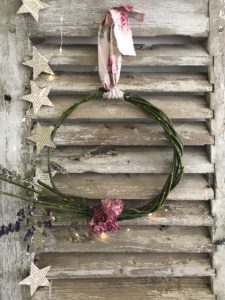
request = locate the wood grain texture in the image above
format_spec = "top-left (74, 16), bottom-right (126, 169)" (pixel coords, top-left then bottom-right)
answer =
top-left (32, 278), bottom-right (215, 300)
top-left (28, 0), bottom-right (209, 38)
top-left (37, 253), bottom-right (215, 279)
top-left (42, 226), bottom-right (212, 253)
top-left (38, 146), bottom-right (214, 174)
top-left (208, 1), bottom-right (225, 299)
top-left (45, 123), bottom-right (214, 146)
top-left (0, 2), bottom-right (30, 300)
top-left (36, 44), bottom-right (211, 67)
top-left (35, 73), bottom-right (212, 93)
top-left (52, 174), bottom-right (214, 200)
top-left (33, 95), bottom-right (214, 121)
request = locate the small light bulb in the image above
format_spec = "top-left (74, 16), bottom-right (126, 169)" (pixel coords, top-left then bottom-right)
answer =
top-left (75, 233), bottom-right (79, 238)
top-left (60, 16), bottom-right (63, 22)
top-left (48, 75), bottom-right (55, 81)
top-left (148, 213), bottom-right (152, 217)
top-left (59, 46), bottom-right (63, 53)
top-left (165, 209), bottom-right (168, 212)
top-left (100, 232), bottom-right (108, 240)
top-left (126, 228), bottom-right (130, 232)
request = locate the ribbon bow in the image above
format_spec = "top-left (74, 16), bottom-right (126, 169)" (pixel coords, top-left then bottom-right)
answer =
top-left (98, 4), bottom-right (144, 99)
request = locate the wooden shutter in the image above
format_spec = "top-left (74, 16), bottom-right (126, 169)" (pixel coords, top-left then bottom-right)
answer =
top-left (3, 0), bottom-right (225, 299)
top-left (30, 1), bottom-right (216, 299)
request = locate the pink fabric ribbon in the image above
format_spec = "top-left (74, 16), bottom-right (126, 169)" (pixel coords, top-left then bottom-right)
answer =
top-left (98, 4), bottom-right (144, 99)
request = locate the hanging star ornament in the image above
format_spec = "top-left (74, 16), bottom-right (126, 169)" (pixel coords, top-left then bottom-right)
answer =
top-left (23, 47), bottom-right (54, 79)
top-left (26, 123), bottom-right (56, 153)
top-left (19, 262), bottom-right (51, 296)
top-left (21, 81), bottom-right (53, 114)
top-left (17, 0), bottom-right (49, 22)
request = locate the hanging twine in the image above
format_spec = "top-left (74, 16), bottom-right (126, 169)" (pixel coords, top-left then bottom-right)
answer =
top-left (98, 4), bottom-right (144, 99)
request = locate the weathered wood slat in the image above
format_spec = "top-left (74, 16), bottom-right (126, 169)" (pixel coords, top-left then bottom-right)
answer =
top-left (42, 226), bottom-right (212, 253)
top-left (28, 0), bottom-right (209, 38)
top-left (37, 253), bottom-right (215, 279)
top-left (35, 73), bottom-right (212, 93)
top-left (39, 147), bottom-right (213, 174)
top-left (47, 123), bottom-right (213, 146)
top-left (51, 201), bottom-right (214, 227)
top-left (120, 201), bottom-right (213, 227)
top-left (33, 95), bottom-right (213, 121)
top-left (36, 44), bottom-right (211, 67)
top-left (53, 174), bottom-right (214, 201)
top-left (32, 278), bottom-right (215, 300)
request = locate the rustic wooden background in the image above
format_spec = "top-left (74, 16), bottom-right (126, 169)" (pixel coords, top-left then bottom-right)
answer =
top-left (1, 0), bottom-right (225, 299)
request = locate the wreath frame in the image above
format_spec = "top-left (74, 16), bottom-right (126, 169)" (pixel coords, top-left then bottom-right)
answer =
top-left (39, 88), bottom-right (184, 221)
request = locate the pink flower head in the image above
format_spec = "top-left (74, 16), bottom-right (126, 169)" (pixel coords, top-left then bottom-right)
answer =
top-left (102, 198), bottom-right (124, 217)
top-left (87, 198), bottom-right (124, 235)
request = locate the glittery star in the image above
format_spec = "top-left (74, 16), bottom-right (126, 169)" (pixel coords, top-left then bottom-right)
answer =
top-left (17, 0), bottom-right (49, 22)
top-left (21, 81), bottom-right (53, 114)
top-left (23, 47), bottom-right (54, 79)
top-left (19, 262), bottom-right (51, 296)
top-left (26, 123), bottom-right (56, 153)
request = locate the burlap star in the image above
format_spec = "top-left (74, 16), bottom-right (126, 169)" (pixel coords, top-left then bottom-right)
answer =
top-left (21, 81), bottom-right (53, 114)
top-left (26, 123), bottom-right (56, 153)
top-left (17, 0), bottom-right (49, 22)
top-left (23, 47), bottom-right (54, 79)
top-left (19, 262), bottom-right (51, 296)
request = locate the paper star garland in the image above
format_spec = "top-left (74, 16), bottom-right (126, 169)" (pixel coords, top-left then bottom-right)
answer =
top-left (21, 81), bottom-right (53, 114)
top-left (19, 262), bottom-right (51, 296)
top-left (26, 123), bottom-right (56, 153)
top-left (17, 0), bottom-right (49, 22)
top-left (23, 47), bottom-right (54, 79)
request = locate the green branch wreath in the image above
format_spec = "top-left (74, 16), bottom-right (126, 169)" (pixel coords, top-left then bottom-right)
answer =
top-left (0, 89), bottom-right (184, 236)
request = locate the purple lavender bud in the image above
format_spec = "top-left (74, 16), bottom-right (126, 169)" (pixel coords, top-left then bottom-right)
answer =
top-left (1, 225), bottom-right (6, 235)
top-left (15, 221), bottom-right (21, 232)
top-left (24, 226), bottom-right (36, 241)
top-left (0, 226), bottom-right (5, 237)
top-left (8, 223), bottom-right (14, 232)
top-left (44, 220), bottom-right (52, 228)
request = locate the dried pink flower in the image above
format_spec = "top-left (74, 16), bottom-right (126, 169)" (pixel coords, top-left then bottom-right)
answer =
top-left (87, 198), bottom-right (124, 235)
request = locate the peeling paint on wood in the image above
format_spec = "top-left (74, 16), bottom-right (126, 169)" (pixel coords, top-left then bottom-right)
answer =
top-left (0, 1), bottom-right (31, 300)
top-left (28, 0), bottom-right (209, 38)
top-left (208, 1), bottom-right (225, 299)
top-left (32, 277), bottom-right (215, 300)
top-left (35, 73), bottom-right (212, 94)
top-left (52, 173), bottom-right (214, 201)
top-left (33, 95), bottom-right (214, 121)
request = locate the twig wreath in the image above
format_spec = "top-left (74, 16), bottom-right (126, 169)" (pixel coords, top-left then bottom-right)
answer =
top-left (0, 4), bottom-right (183, 239)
